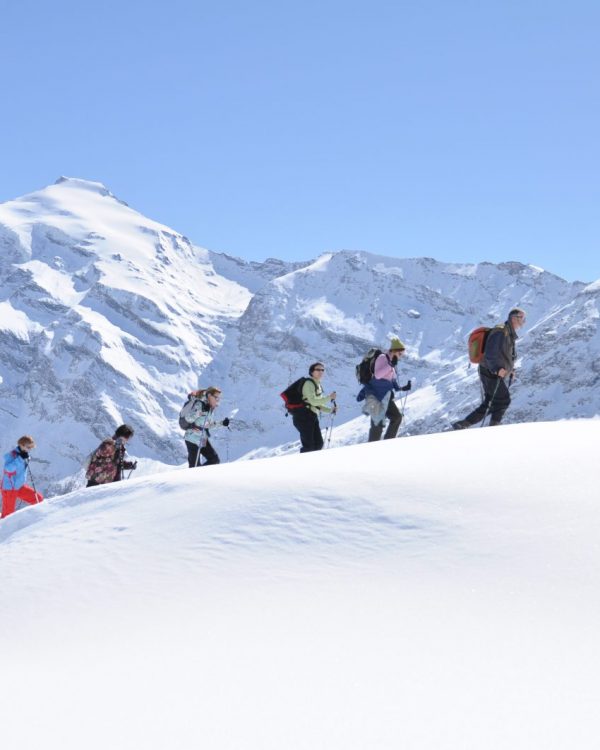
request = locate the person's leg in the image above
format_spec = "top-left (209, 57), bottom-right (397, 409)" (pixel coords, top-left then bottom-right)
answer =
top-left (293, 410), bottom-right (315, 452)
top-left (200, 440), bottom-right (220, 465)
top-left (488, 379), bottom-right (511, 425)
top-left (1, 490), bottom-right (18, 518)
top-left (311, 413), bottom-right (324, 451)
top-left (368, 421), bottom-right (384, 442)
top-left (456, 369), bottom-right (498, 427)
top-left (16, 485), bottom-right (43, 505)
top-left (383, 399), bottom-right (402, 439)
top-left (185, 440), bottom-right (200, 468)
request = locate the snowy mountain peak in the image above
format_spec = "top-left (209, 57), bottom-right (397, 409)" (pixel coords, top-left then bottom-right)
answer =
top-left (1, 179), bottom-right (599, 494)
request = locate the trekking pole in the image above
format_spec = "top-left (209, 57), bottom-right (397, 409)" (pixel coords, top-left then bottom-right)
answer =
top-left (397, 390), bottom-right (410, 437)
top-left (27, 462), bottom-right (42, 504)
top-left (194, 409), bottom-right (212, 467)
top-left (480, 378), bottom-right (501, 427)
top-left (325, 400), bottom-right (337, 448)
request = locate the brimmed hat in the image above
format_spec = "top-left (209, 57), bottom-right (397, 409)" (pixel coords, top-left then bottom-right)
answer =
top-left (389, 337), bottom-right (406, 352)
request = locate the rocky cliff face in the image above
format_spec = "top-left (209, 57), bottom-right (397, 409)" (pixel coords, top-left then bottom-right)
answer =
top-left (0, 178), bottom-right (597, 493)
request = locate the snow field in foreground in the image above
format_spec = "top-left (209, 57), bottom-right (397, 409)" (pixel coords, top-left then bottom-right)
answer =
top-left (1, 419), bottom-right (599, 749)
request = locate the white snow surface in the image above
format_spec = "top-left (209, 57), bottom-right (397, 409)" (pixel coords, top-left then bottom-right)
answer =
top-left (1, 419), bottom-right (599, 749)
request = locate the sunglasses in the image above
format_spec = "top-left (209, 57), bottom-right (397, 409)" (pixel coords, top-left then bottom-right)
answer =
top-left (313, 368), bottom-right (325, 372)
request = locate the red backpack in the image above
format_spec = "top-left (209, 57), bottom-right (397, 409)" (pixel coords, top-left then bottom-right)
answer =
top-left (467, 327), bottom-right (490, 364)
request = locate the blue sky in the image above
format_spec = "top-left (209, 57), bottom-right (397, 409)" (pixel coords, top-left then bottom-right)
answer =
top-left (1, 0), bottom-right (599, 282)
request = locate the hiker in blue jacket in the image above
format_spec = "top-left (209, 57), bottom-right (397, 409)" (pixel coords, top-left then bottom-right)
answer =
top-left (2, 436), bottom-right (44, 518)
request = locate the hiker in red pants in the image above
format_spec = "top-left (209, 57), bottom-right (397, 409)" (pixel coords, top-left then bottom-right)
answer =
top-left (1, 436), bottom-right (43, 518)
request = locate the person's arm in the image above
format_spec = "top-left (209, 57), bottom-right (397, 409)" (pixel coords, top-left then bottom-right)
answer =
top-left (3, 452), bottom-right (19, 473)
top-left (302, 380), bottom-right (334, 412)
top-left (483, 329), bottom-right (505, 374)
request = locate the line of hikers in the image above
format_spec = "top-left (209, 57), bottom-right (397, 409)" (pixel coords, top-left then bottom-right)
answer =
top-left (280, 306), bottom-right (526, 450)
top-left (1, 307), bottom-right (526, 518)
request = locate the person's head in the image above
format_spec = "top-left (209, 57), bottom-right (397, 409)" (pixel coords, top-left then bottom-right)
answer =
top-left (508, 308), bottom-right (526, 330)
top-left (309, 362), bottom-right (326, 380)
top-left (388, 337), bottom-right (406, 364)
top-left (205, 386), bottom-right (222, 409)
top-left (17, 436), bottom-right (35, 452)
top-left (113, 424), bottom-right (134, 442)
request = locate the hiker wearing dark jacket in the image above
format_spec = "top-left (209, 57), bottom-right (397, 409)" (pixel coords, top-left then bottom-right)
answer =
top-left (86, 424), bottom-right (137, 487)
top-left (1, 436), bottom-right (44, 518)
top-left (292, 363), bottom-right (336, 453)
top-left (357, 338), bottom-right (411, 441)
top-left (453, 308), bottom-right (526, 429)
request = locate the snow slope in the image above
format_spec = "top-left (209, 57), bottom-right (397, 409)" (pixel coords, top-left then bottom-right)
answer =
top-left (1, 420), bottom-right (599, 749)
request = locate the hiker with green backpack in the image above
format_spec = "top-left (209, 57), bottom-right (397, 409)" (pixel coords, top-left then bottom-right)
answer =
top-left (281, 363), bottom-right (337, 453)
top-left (453, 308), bottom-right (526, 430)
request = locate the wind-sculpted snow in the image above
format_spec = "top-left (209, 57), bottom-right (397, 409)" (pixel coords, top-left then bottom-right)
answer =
top-left (0, 177), bottom-right (598, 494)
top-left (1, 422), bottom-right (600, 750)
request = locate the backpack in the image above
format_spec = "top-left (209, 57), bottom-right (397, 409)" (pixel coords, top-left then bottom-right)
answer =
top-left (85, 439), bottom-right (118, 484)
top-left (179, 392), bottom-right (204, 430)
top-left (280, 377), bottom-right (309, 411)
top-left (467, 327), bottom-right (491, 364)
top-left (355, 348), bottom-right (382, 384)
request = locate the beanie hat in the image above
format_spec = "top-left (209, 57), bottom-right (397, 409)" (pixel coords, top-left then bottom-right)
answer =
top-left (389, 337), bottom-right (406, 351)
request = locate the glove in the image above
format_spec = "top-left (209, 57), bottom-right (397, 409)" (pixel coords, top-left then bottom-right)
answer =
top-left (400, 380), bottom-right (412, 392)
top-left (222, 417), bottom-right (230, 427)
top-left (124, 460), bottom-right (137, 470)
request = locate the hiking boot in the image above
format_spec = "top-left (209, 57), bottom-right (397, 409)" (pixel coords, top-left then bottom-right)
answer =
top-left (452, 420), bottom-right (471, 430)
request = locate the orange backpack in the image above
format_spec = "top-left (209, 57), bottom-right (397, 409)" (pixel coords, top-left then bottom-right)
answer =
top-left (467, 327), bottom-right (491, 364)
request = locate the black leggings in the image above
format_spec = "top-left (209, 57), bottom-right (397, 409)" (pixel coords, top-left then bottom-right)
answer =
top-left (185, 440), bottom-right (220, 468)
top-left (291, 409), bottom-right (324, 452)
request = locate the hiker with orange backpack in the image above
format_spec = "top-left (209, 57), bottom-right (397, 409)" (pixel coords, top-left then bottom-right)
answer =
top-left (453, 308), bottom-right (526, 429)
top-left (1, 436), bottom-right (44, 518)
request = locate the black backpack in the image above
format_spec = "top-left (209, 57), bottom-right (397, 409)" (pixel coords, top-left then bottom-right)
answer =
top-left (355, 348), bottom-right (382, 384)
top-left (280, 377), bottom-right (309, 411)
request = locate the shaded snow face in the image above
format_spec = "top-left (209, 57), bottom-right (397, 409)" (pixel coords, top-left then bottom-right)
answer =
top-left (1, 178), bottom-right (598, 493)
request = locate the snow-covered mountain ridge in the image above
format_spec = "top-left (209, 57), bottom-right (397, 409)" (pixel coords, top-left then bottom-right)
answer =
top-left (0, 177), bottom-right (598, 492)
